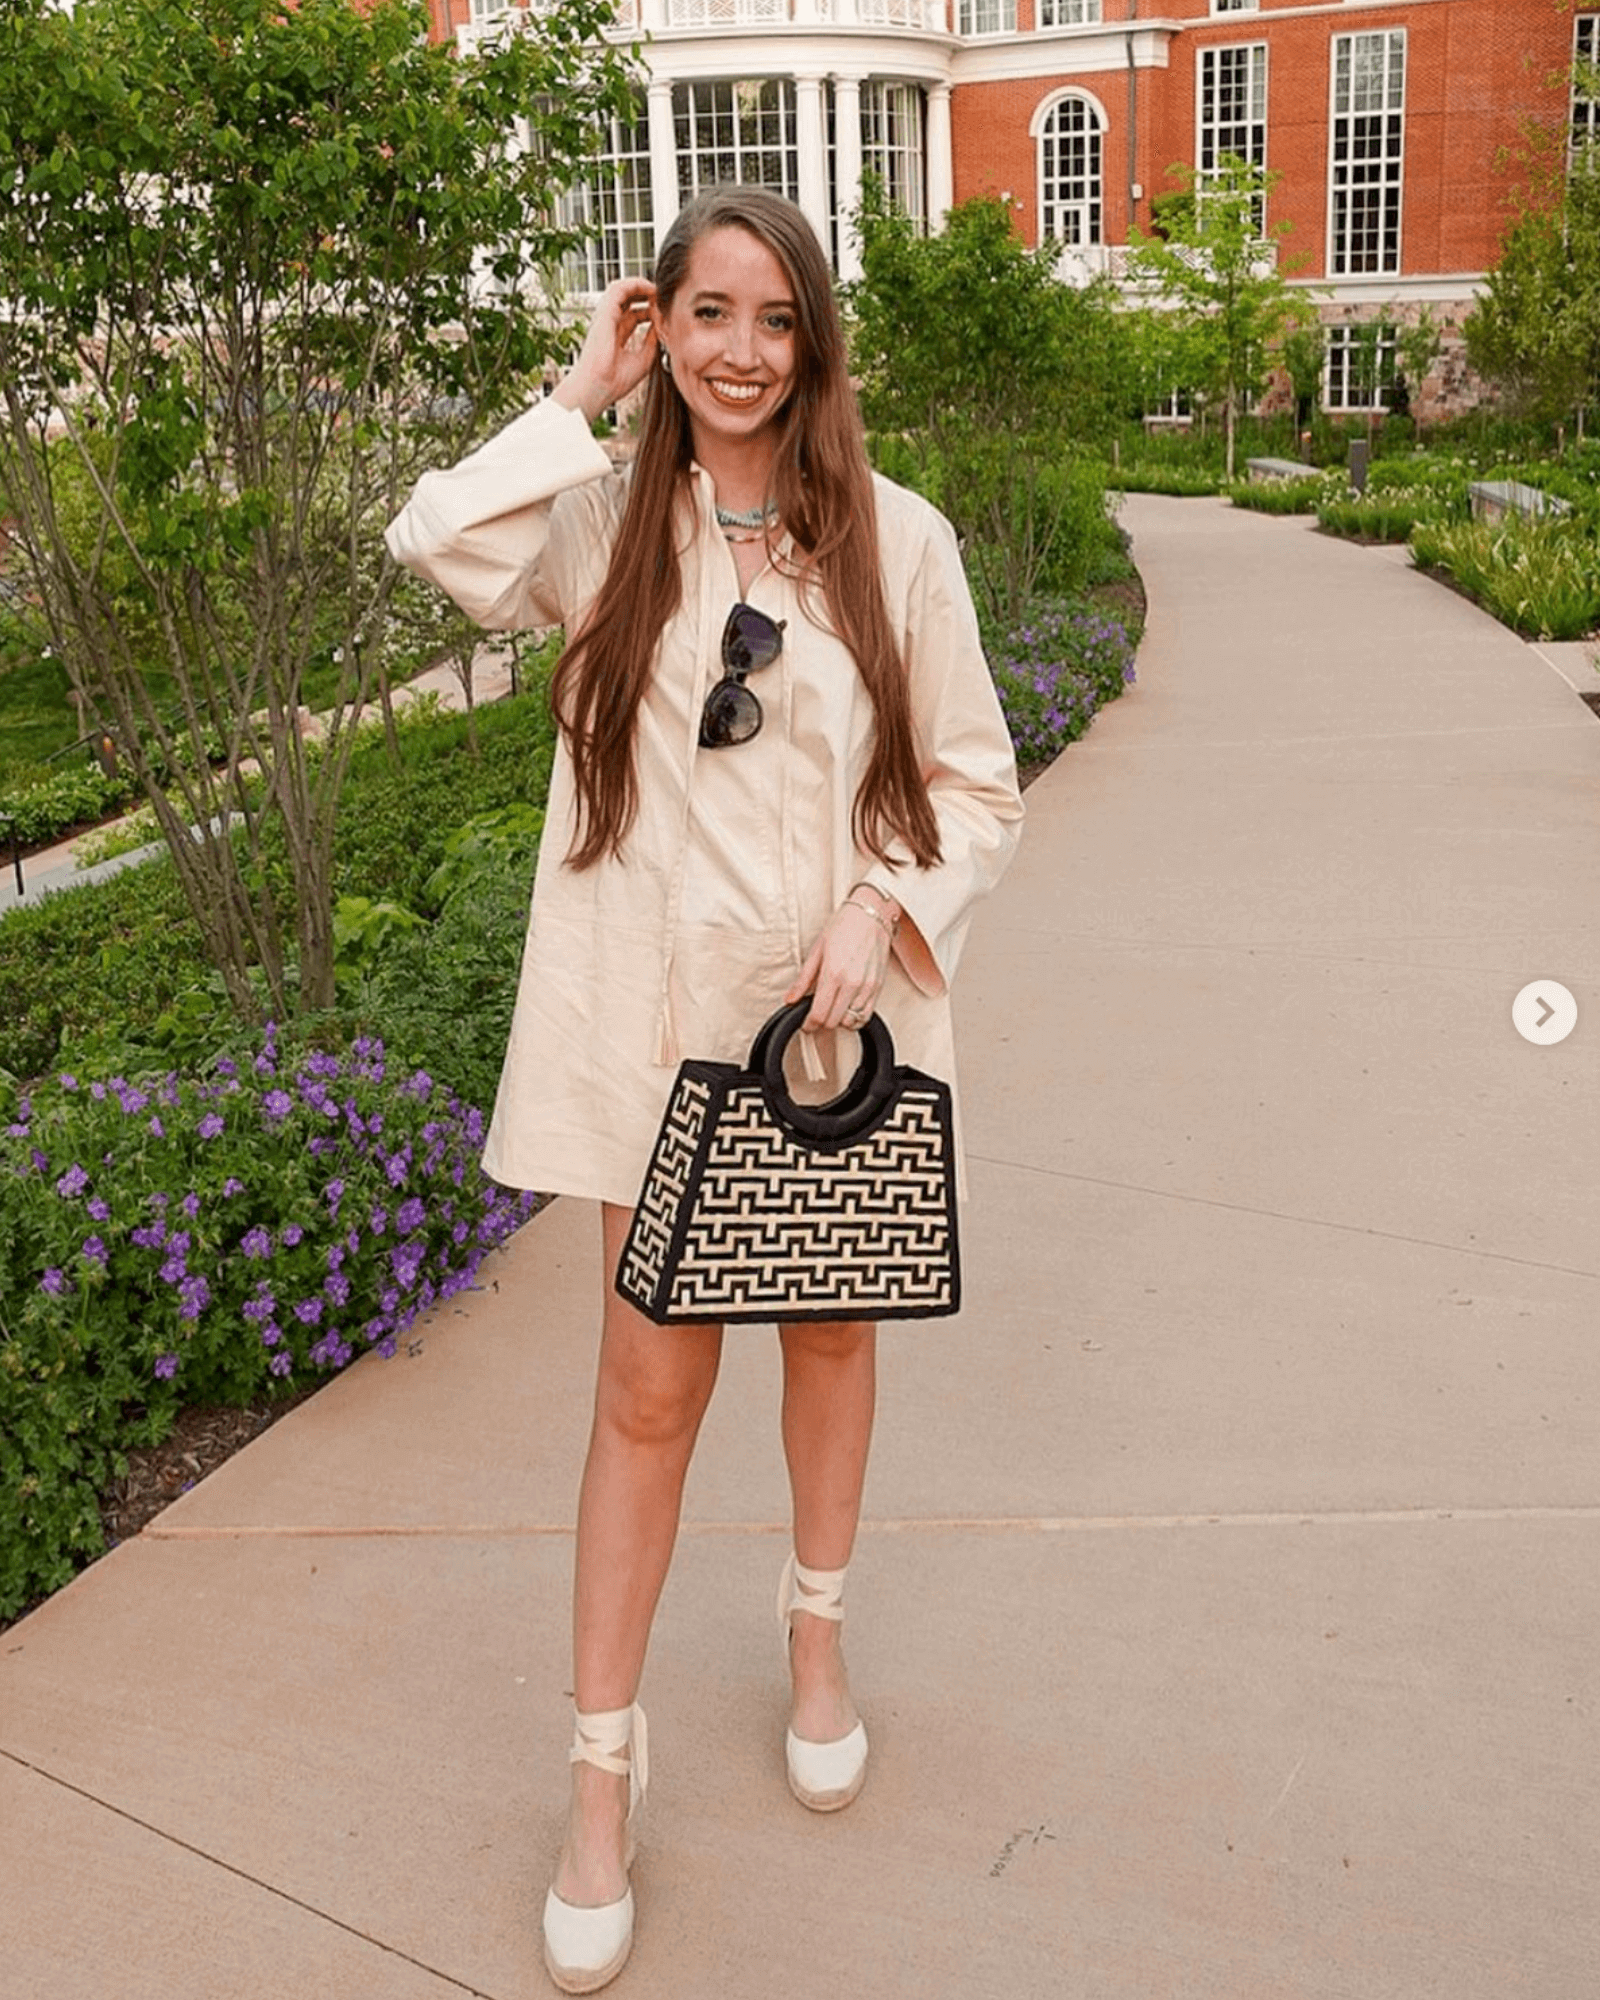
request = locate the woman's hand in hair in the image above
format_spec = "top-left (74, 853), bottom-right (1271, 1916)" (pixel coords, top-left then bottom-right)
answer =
top-left (552, 278), bottom-right (659, 425)
top-left (786, 901), bottom-right (893, 1034)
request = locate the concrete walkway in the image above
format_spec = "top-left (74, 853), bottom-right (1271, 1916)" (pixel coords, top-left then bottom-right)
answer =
top-left (4, 500), bottom-right (1599, 1999)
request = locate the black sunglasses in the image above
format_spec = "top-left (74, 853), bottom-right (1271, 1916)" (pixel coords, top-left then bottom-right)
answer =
top-left (699, 603), bottom-right (785, 749)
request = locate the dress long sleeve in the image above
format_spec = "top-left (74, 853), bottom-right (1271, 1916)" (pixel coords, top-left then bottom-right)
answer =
top-left (862, 495), bottom-right (1025, 999)
top-left (383, 399), bottom-right (615, 631)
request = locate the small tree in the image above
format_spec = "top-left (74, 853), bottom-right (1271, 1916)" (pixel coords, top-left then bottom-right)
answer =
top-left (0, 0), bottom-right (636, 1021)
top-left (1279, 323), bottom-right (1327, 437)
top-left (1466, 136), bottom-right (1600, 441)
top-left (1126, 155), bottom-right (1317, 479)
top-left (848, 186), bottom-right (1122, 630)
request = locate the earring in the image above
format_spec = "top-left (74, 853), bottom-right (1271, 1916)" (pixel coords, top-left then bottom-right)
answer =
top-left (660, 349), bottom-right (672, 376)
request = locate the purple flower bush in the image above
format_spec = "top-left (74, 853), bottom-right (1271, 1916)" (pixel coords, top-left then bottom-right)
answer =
top-left (990, 601), bottom-right (1138, 766)
top-left (0, 1028), bottom-right (539, 1618)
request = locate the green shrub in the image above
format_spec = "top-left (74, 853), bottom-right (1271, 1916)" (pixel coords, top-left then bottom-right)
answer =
top-left (0, 855), bottom-right (203, 1083)
top-left (1227, 475), bottom-right (1333, 515)
top-left (0, 1032), bottom-right (539, 1619)
top-left (1318, 497), bottom-right (1440, 542)
top-left (1106, 464), bottom-right (1225, 497)
top-left (0, 759), bottom-right (141, 849)
top-left (0, 685), bottom-right (561, 1086)
top-left (1409, 519), bottom-right (1600, 641)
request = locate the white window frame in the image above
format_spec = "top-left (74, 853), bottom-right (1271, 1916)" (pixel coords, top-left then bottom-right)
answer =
top-left (1211, 0), bottom-right (1259, 14)
top-left (1198, 41), bottom-right (1267, 231)
top-left (862, 81), bottom-right (926, 226)
top-left (561, 102), bottom-right (656, 294)
top-left (1038, 1), bottom-right (1101, 25)
top-left (958, 0), bottom-right (1016, 34)
top-left (1574, 16), bottom-right (1600, 154)
top-left (1033, 91), bottom-right (1105, 249)
top-left (1328, 29), bottom-right (1406, 278)
top-left (674, 78), bottom-right (798, 204)
top-left (1325, 321), bottom-right (1398, 413)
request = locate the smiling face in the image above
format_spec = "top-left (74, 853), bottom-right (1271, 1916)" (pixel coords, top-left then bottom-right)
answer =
top-left (653, 224), bottom-right (800, 464)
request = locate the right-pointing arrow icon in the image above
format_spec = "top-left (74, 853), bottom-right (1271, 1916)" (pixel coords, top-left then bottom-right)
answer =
top-left (1513, 981), bottom-right (1578, 1046)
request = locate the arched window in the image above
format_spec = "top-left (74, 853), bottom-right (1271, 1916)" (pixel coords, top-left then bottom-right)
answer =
top-left (1037, 95), bottom-right (1103, 247)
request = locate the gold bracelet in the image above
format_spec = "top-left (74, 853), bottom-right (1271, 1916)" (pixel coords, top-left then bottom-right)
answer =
top-left (846, 891), bottom-right (899, 938)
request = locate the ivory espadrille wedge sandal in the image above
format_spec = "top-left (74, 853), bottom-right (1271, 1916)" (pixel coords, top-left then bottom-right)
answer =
top-left (542, 1702), bottom-right (648, 1994)
top-left (777, 1554), bottom-right (868, 1812)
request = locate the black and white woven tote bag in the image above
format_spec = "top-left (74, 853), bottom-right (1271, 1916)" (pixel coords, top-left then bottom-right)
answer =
top-left (616, 998), bottom-right (960, 1324)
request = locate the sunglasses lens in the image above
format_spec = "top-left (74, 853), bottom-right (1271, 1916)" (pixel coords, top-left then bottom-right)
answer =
top-left (723, 605), bottom-right (783, 676)
top-left (699, 679), bottom-right (763, 748)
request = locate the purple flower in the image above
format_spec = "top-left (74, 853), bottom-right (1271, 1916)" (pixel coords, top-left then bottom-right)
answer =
top-left (390, 1241), bottom-right (425, 1289)
top-left (178, 1274), bottom-right (211, 1322)
top-left (39, 1267), bottom-right (71, 1296)
top-left (87, 1195), bottom-right (111, 1223)
top-left (270, 1351), bottom-right (293, 1377)
top-left (29, 1147), bottom-right (48, 1174)
top-left (114, 1081), bottom-right (148, 1115)
top-left (260, 1322), bottom-right (283, 1348)
top-left (197, 1113), bottom-right (225, 1141)
top-left (325, 1271), bottom-right (351, 1308)
top-left (396, 1195), bottom-right (425, 1234)
top-left (325, 1177), bottom-right (346, 1215)
top-left (81, 1236), bottom-right (109, 1265)
top-left (262, 1089), bottom-right (293, 1123)
top-left (222, 1177), bottom-right (245, 1197)
top-left (241, 1224), bottom-right (273, 1260)
top-left (325, 1242), bottom-right (345, 1272)
top-left (216, 1057), bottom-right (238, 1080)
top-left (282, 1223), bottom-right (304, 1249)
top-left (131, 1223), bottom-right (167, 1250)
top-left (55, 1163), bottom-right (89, 1199)
top-left (405, 1070), bottom-right (434, 1101)
top-left (293, 1296), bottom-right (323, 1325)
top-left (368, 1205), bottom-right (388, 1236)
top-left (181, 1192), bottom-right (201, 1220)
top-left (154, 1353), bottom-right (179, 1380)
top-left (242, 1291), bottom-right (276, 1323)
top-left (148, 1115), bottom-right (165, 1138)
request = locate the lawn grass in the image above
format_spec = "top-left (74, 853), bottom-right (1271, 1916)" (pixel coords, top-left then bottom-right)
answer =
top-left (0, 645), bottom-right (83, 777)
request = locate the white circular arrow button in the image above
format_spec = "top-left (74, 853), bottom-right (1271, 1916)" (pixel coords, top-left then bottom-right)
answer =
top-left (1512, 981), bottom-right (1578, 1047)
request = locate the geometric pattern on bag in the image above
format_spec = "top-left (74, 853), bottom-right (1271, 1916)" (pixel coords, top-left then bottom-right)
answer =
top-left (617, 999), bottom-right (960, 1324)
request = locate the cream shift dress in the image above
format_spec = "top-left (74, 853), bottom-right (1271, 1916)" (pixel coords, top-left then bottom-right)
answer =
top-left (385, 397), bottom-right (1024, 1208)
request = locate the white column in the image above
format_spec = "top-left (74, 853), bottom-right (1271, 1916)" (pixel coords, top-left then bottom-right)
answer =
top-left (834, 74), bottom-right (863, 282)
top-left (637, 0), bottom-right (667, 27)
top-left (795, 75), bottom-right (829, 253)
top-left (647, 77), bottom-right (678, 253)
top-left (927, 81), bottom-right (953, 231)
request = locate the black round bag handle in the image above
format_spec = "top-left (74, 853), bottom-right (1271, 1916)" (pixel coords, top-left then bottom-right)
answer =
top-left (755, 997), bottom-right (898, 1144)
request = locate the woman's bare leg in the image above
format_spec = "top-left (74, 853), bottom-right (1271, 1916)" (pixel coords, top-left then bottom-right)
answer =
top-left (554, 1202), bottom-right (723, 1908)
top-left (778, 1320), bottom-right (877, 1744)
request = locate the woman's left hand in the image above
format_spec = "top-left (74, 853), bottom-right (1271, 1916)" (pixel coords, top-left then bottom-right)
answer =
top-left (786, 898), bottom-right (894, 1032)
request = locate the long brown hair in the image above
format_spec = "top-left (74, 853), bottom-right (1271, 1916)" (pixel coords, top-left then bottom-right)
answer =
top-left (550, 185), bottom-right (941, 873)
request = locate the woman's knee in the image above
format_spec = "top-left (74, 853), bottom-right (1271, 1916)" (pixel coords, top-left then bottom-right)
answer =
top-left (595, 1333), bottom-right (720, 1450)
top-left (780, 1320), bottom-right (877, 1367)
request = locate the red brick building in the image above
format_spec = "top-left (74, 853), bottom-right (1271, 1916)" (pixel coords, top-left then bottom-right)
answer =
top-left (432, 0), bottom-right (1592, 416)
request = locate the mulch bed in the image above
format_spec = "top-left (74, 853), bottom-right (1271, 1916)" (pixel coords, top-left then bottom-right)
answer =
top-left (100, 1392), bottom-right (322, 1547)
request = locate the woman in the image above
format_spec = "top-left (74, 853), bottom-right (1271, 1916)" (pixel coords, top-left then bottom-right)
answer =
top-left (386, 185), bottom-right (1022, 1992)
